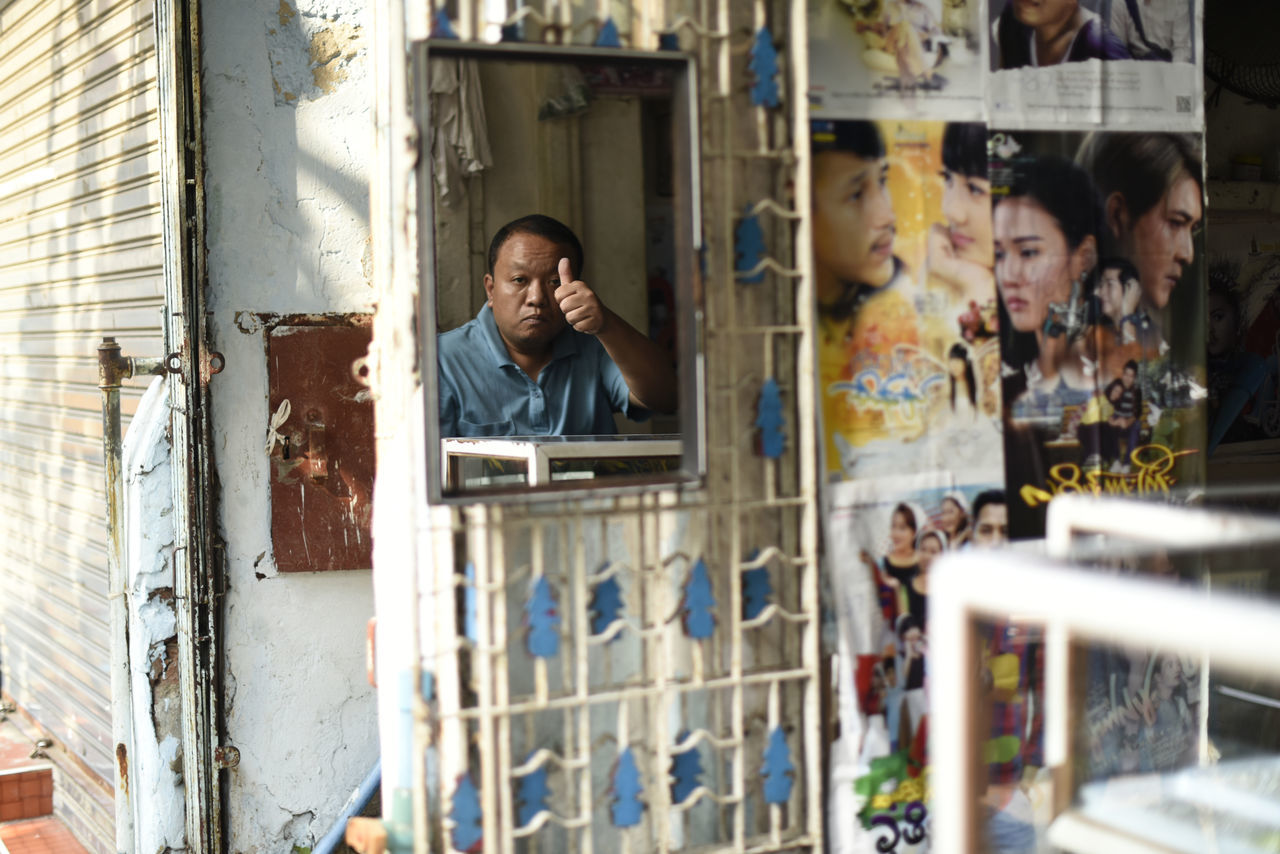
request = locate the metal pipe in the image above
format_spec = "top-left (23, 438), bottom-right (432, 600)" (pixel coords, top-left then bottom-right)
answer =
top-left (313, 760), bottom-right (383, 854)
top-left (98, 337), bottom-right (164, 854)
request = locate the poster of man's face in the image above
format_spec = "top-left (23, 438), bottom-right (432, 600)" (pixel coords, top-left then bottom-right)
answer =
top-left (989, 130), bottom-right (1205, 538)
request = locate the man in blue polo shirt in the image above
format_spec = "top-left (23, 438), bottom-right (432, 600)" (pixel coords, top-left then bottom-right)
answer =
top-left (438, 214), bottom-right (678, 437)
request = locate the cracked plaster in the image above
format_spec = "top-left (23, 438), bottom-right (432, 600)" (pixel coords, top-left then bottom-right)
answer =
top-left (202, 0), bottom-right (377, 849)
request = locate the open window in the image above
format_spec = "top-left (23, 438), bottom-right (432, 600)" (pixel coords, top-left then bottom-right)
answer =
top-left (412, 41), bottom-right (703, 501)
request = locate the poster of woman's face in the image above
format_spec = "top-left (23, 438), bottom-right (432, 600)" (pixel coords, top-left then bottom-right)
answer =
top-left (989, 130), bottom-right (1205, 538)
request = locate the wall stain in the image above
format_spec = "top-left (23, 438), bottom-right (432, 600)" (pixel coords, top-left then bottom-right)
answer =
top-left (268, 7), bottom-right (364, 105)
top-left (310, 24), bottom-right (363, 94)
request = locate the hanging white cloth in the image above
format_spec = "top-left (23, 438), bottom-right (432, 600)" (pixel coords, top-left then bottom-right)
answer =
top-left (428, 57), bottom-right (493, 207)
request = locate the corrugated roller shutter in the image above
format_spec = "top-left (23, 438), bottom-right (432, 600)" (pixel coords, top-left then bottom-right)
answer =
top-left (0, 0), bottom-right (164, 813)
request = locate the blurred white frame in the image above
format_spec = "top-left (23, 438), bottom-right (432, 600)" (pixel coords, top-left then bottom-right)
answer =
top-left (929, 496), bottom-right (1280, 854)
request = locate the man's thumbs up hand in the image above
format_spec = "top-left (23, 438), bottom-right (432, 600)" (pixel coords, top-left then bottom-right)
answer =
top-left (554, 257), bottom-right (608, 335)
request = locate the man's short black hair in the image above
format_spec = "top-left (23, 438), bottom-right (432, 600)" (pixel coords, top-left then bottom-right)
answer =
top-left (487, 214), bottom-right (585, 278)
top-left (812, 119), bottom-right (885, 160)
top-left (971, 490), bottom-right (1006, 524)
top-left (1099, 256), bottom-right (1140, 287)
top-left (1124, 359), bottom-right (1138, 373)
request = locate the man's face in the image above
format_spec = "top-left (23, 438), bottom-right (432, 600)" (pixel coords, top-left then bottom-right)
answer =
top-left (812, 151), bottom-right (897, 289)
top-left (1098, 268), bottom-right (1125, 319)
top-left (1125, 174), bottom-right (1202, 310)
top-left (972, 503), bottom-right (1008, 547)
top-left (1011, 0), bottom-right (1077, 28)
top-left (1123, 366), bottom-right (1136, 388)
top-left (484, 232), bottom-right (570, 356)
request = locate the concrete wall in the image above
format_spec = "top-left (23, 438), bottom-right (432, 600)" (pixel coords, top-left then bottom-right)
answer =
top-left (201, 0), bottom-right (378, 849)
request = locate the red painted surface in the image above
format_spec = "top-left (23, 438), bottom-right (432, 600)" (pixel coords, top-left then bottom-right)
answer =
top-left (267, 318), bottom-right (375, 572)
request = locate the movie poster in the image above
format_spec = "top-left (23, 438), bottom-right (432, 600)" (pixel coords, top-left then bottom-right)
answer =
top-left (825, 474), bottom-right (1022, 853)
top-left (1077, 549), bottom-right (1202, 782)
top-left (989, 130), bottom-right (1207, 538)
top-left (813, 119), bottom-right (1004, 481)
top-left (986, 0), bottom-right (1203, 131)
top-left (1082, 642), bottom-right (1202, 779)
top-left (809, 0), bottom-right (985, 120)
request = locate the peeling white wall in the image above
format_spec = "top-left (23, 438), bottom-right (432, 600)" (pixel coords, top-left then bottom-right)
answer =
top-left (201, 0), bottom-right (378, 849)
top-left (123, 378), bottom-right (185, 853)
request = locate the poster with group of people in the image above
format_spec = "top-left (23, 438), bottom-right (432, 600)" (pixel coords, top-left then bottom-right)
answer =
top-left (990, 129), bottom-right (1206, 537)
top-left (810, 2), bottom-right (1207, 851)
top-left (824, 474), bottom-right (1011, 854)
top-left (809, 0), bottom-right (1203, 129)
top-left (813, 116), bottom-right (1013, 853)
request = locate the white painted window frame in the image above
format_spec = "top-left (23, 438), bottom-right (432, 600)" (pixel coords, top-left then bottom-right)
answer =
top-left (929, 495), bottom-right (1280, 854)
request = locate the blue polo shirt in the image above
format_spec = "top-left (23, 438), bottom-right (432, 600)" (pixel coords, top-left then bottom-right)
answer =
top-left (437, 305), bottom-right (644, 437)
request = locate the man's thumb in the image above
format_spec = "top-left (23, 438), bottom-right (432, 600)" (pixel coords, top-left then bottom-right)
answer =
top-left (558, 257), bottom-right (573, 283)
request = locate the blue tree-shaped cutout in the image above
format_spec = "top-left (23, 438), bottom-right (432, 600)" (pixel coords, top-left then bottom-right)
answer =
top-left (748, 27), bottom-right (780, 108)
top-left (669, 734), bottom-right (703, 804)
top-left (431, 7), bottom-right (459, 39)
top-left (681, 558), bottom-right (717, 639)
top-left (590, 573), bottom-right (624, 637)
top-left (610, 747), bottom-right (645, 827)
top-left (755, 377), bottom-right (785, 458)
top-left (525, 576), bottom-right (561, 658)
top-left (761, 727), bottom-right (795, 805)
top-left (735, 206), bottom-right (766, 284)
top-left (500, 22), bottom-right (523, 42)
top-left (595, 17), bottom-right (621, 47)
top-left (658, 32), bottom-right (680, 51)
top-left (450, 772), bottom-right (483, 851)
top-left (463, 561), bottom-right (478, 643)
top-left (516, 753), bottom-right (551, 827)
top-left (743, 567), bottom-right (773, 620)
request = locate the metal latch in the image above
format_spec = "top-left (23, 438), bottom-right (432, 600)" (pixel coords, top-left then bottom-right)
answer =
top-left (214, 745), bottom-right (240, 769)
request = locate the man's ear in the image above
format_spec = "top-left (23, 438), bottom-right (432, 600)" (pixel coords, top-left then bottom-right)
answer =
top-left (1105, 191), bottom-right (1129, 239)
top-left (483, 273), bottom-right (494, 305)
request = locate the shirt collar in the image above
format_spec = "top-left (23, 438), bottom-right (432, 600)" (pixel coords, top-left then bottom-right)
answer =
top-left (476, 303), bottom-right (580, 369)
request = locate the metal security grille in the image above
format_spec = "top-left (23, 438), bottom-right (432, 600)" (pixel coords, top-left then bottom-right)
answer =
top-left (0, 0), bottom-right (164, 845)
top-left (417, 1), bottom-right (820, 851)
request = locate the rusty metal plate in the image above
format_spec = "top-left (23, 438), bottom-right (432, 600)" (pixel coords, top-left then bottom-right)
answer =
top-left (267, 318), bottom-right (374, 572)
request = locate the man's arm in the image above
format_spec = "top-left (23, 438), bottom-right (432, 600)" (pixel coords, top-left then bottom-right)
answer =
top-left (554, 257), bottom-right (679, 414)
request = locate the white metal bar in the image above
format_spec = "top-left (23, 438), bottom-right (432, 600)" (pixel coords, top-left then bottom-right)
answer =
top-left (435, 667), bottom-right (817, 719)
top-left (1045, 493), bottom-right (1280, 557)
top-left (475, 506), bottom-right (499, 854)
top-left (643, 495), bottom-right (672, 852)
top-left (495, 516), bottom-right (514, 854)
top-left (574, 514), bottom-right (593, 854)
